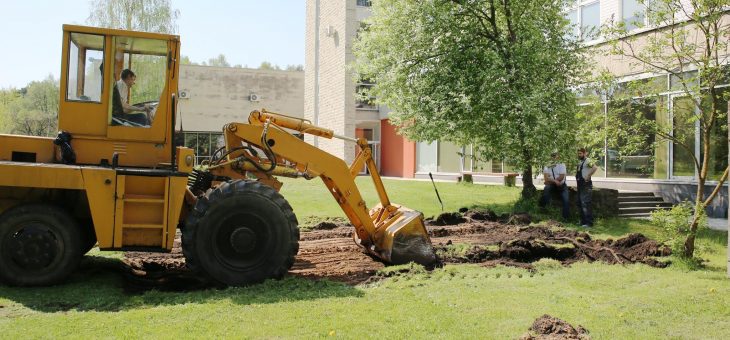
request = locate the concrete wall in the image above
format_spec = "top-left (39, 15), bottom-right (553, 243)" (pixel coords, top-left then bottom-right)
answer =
top-left (177, 65), bottom-right (304, 132)
top-left (304, 0), bottom-right (358, 163)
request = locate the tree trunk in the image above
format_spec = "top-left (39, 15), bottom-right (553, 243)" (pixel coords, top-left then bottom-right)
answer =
top-left (521, 166), bottom-right (536, 198)
top-left (683, 178), bottom-right (706, 258)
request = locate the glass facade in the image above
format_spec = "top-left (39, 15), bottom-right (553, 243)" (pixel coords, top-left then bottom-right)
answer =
top-left (437, 142), bottom-right (462, 173)
top-left (576, 75), bottom-right (728, 181)
top-left (414, 78), bottom-right (728, 182)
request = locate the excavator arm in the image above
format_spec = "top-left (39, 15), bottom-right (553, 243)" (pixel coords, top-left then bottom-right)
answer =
top-left (203, 109), bottom-right (436, 265)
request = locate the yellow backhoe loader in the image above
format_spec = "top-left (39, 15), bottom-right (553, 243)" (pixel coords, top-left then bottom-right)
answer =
top-left (0, 25), bottom-right (436, 286)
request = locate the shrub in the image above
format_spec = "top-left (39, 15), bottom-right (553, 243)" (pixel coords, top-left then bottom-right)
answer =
top-left (650, 201), bottom-right (708, 258)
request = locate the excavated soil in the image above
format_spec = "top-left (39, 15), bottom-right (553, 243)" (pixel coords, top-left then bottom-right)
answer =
top-left (520, 314), bottom-right (591, 340)
top-left (116, 210), bottom-right (670, 291)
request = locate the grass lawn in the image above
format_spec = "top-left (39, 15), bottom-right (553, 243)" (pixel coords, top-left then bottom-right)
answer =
top-left (1, 178), bottom-right (729, 338)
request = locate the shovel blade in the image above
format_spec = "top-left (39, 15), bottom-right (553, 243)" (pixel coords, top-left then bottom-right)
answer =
top-left (369, 204), bottom-right (437, 266)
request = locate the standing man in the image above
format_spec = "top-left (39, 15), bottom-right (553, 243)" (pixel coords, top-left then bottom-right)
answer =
top-left (576, 147), bottom-right (598, 227)
top-left (539, 152), bottom-right (569, 220)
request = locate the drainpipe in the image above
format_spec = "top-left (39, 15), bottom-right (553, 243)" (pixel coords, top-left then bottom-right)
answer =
top-left (313, 0), bottom-right (321, 148)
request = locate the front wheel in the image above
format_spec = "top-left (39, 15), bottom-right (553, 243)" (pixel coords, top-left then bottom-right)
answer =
top-left (0, 204), bottom-right (83, 286)
top-left (182, 180), bottom-right (299, 286)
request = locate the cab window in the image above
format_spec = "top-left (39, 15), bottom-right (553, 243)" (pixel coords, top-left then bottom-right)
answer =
top-left (66, 33), bottom-right (104, 102)
top-left (109, 36), bottom-right (168, 128)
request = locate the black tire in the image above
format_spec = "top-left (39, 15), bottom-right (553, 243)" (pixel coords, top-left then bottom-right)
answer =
top-left (0, 204), bottom-right (83, 286)
top-left (182, 180), bottom-right (299, 286)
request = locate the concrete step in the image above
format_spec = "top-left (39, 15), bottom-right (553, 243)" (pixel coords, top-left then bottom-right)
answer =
top-left (618, 206), bottom-right (672, 214)
top-left (618, 196), bottom-right (664, 203)
top-left (618, 191), bottom-right (656, 197)
top-left (618, 213), bottom-right (652, 219)
top-left (618, 201), bottom-right (674, 208)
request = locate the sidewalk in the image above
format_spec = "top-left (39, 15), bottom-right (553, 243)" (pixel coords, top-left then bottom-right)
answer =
top-left (708, 218), bottom-right (728, 231)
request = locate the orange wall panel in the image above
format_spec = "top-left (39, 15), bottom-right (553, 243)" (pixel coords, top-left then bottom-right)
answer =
top-left (380, 119), bottom-right (415, 178)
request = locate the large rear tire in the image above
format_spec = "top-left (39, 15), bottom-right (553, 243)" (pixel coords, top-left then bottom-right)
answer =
top-left (182, 180), bottom-right (299, 286)
top-left (0, 204), bottom-right (83, 286)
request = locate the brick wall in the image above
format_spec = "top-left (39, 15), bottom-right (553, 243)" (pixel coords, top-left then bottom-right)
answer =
top-left (304, 0), bottom-right (358, 164)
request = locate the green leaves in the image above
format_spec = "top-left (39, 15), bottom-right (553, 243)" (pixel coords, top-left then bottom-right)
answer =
top-left (353, 0), bottom-right (585, 182)
top-left (0, 76), bottom-right (59, 137)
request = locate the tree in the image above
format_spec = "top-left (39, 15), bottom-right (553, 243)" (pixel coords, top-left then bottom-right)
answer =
top-left (3, 76), bottom-right (59, 137)
top-left (87, 0), bottom-right (180, 33)
top-left (603, 0), bottom-right (730, 258)
top-left (0, 88), bottom-right (21, 133)
top-left (285, 64), bottom-right (304, 71)
top-left (206, 54), bottom-right (231, 67)
top-left (258, 61), bottom-right (281, 70)
top-left (353, 0), bottom-right (585, 196)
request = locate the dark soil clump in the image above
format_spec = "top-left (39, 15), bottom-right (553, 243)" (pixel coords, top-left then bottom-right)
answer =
top-left (520, 314), bottom-right (590, 340)
top-left (463, 209), bottom-right (498, 221)
top-left (311, 221), bottom-right (340, 230)
top-left (430, 212), bottom-right (467, 226)
top-left (507, 212), bottom-right (532, 225)
top-left (434, 223), bottom-right (670, 269)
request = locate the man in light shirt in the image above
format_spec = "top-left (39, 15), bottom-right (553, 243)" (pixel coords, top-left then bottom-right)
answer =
top-left (112, 69), bottom-right (151, 126)
top-left (539, 151), bottom-right (569, 220)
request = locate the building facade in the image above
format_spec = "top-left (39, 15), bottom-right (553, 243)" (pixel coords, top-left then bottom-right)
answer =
top-left (305, 0), bottom-right (729, 216)
top-left (177, 64), bottom-right (304, 164)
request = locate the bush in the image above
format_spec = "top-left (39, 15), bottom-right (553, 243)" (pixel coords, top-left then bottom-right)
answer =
top-left (650, 201), bottom-right (708, 258)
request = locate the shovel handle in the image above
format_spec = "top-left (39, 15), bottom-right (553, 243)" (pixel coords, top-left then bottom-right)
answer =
top-left (428, 172), bottom-right (444, 211)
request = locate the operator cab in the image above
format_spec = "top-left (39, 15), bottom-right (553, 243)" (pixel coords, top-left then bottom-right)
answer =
top-left (58, 25), bottom-right (180, 167)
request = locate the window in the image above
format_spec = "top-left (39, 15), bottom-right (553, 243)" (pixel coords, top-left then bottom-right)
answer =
top-left (110, 36), bottom-right (168, 128)
top-left (671, 96), bottom-right (696, 177)
top-left (356, 81), bottom-right (378, 110)
top-left (437, 142), bottom-right (462, 173)
top-left (565, 1), bottom-right (601, 41)
top-left (607, 97), bottom-right (661, 178)
top-left (622, 0), bottom-right (646, 31)
top-left (701, 88), bottom-right (730, 180)
top-left (356, 0), bottom-right (371, 7)
top-left (416, 142), bottom-right (437, 173)
top-left (184, 132), bottom-right (225, 164)
top-left (67, 33), bottom-right (105, 102)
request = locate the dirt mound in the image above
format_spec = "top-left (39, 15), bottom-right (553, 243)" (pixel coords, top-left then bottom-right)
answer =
top-left (463, 209), bottom-right (498, 221)
top-left (507, 212), bottom-right (532, 225)
top-left (433, 224), bottom-right (670, 268)
top-left (429, 212), bottom-right (467, 226)
top-left (520, 314), bottom-right (590, 339)
top-left (312, 221), bottom-right (340, 230)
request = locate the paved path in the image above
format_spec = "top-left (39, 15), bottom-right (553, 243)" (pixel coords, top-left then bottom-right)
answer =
top-left (708, 218), bottom-right (728, 231)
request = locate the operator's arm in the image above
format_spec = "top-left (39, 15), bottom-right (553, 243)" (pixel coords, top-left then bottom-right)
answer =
top-left (543, 171), bottom-right (550, 185)
top-left (555, 173), bottom-right (565, 185)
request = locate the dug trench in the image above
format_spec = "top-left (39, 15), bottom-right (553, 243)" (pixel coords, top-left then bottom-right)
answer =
top-left (113, 210), bottom-right (671, 291)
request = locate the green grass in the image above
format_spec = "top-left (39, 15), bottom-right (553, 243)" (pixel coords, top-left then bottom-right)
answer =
top-left (279, 177), bottom-right (520, 219)
top-left (1, 179), bottom-right (729, 338)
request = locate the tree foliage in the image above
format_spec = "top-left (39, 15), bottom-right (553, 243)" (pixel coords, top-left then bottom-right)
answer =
top-left (0, 76), bottom-right (59, 137)
top-left (87, 0), bottom-right (180, 33)
top-left (353, 0), bottom-right (586, 195)
top-left (603, 0), bottom-right (730, 258)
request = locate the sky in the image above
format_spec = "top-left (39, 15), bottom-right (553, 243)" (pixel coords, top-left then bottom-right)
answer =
top-left (0, 0), bottom-right (305, 89)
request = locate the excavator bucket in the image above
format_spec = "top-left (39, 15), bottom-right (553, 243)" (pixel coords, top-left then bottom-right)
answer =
top-left (367, 203), bottom-right (437, 266)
